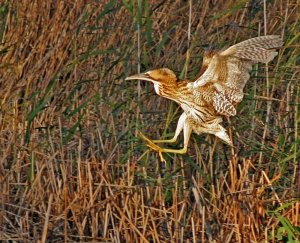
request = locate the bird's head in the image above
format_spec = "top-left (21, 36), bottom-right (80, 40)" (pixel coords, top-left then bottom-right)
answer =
top-left (125, 68), bottom-right (177, 86)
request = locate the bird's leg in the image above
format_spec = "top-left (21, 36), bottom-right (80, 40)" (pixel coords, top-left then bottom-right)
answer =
top-left (157, 119), bottom-right (191, 154)
top-left (138, 114), bottom-right (191, 162)
top-left (137, 113), bottom-right (186, 146)
top-left (153, 113), bottom-right (186, 144)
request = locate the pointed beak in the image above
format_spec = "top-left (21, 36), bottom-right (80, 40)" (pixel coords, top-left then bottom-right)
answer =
top-left (125, 73), bottom-right (154, 82)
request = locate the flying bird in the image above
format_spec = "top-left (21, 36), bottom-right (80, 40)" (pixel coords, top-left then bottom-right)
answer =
top-left (126, 35), bottom-right (283, 161)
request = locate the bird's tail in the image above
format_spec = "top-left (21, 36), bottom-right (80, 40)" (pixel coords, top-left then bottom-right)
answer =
top-left (215, 125), bottom-right (233, 146)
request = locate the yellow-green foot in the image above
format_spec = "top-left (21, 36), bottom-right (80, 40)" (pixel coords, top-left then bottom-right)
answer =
top-left (137, 131), bottom-right (166, 162)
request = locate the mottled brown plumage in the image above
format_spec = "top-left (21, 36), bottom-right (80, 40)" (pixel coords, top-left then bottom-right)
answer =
top-left (126, 35), bottom-right (283, 161)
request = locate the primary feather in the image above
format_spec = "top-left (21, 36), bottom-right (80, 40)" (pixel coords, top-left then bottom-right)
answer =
top-left (189, 35), bottom-right (283, 117)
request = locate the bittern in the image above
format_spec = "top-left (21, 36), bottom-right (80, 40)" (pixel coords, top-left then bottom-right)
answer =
top-left (126, 35), bottom-right (283, 161)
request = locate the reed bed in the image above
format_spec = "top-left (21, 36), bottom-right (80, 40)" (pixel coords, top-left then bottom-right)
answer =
top-left (0, 0), bottom-right (299, 242)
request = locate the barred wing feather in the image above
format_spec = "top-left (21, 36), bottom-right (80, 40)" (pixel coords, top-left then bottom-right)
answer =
top-left (189, 35), bottom-right (283, 116)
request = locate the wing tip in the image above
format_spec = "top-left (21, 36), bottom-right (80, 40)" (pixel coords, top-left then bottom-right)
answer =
top-left (264, 51), bottom-right (279, 63)
top-left (220, 35), bottom-right (284, 57)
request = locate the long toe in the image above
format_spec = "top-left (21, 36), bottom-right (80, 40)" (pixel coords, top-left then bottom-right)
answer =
top-left (146, 142), bottom-right (166, 162)
top-left (137, 130), bottom-right (149, 141)
top-left (137, 131), bottom-right (166, 161)
top-left (158, 152), bottom-right (166, 162)
top-left (146, 141), bottom-right (162, 152)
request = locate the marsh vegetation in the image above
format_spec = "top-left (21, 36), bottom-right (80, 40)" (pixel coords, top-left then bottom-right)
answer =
top-left (0, 0), bottom-right (299, 242)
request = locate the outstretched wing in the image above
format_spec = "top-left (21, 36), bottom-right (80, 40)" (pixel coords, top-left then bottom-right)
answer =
top-left (189, 35), bottom-right (283, 117)
top-left (194, 48), bottom-right (218, 79)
